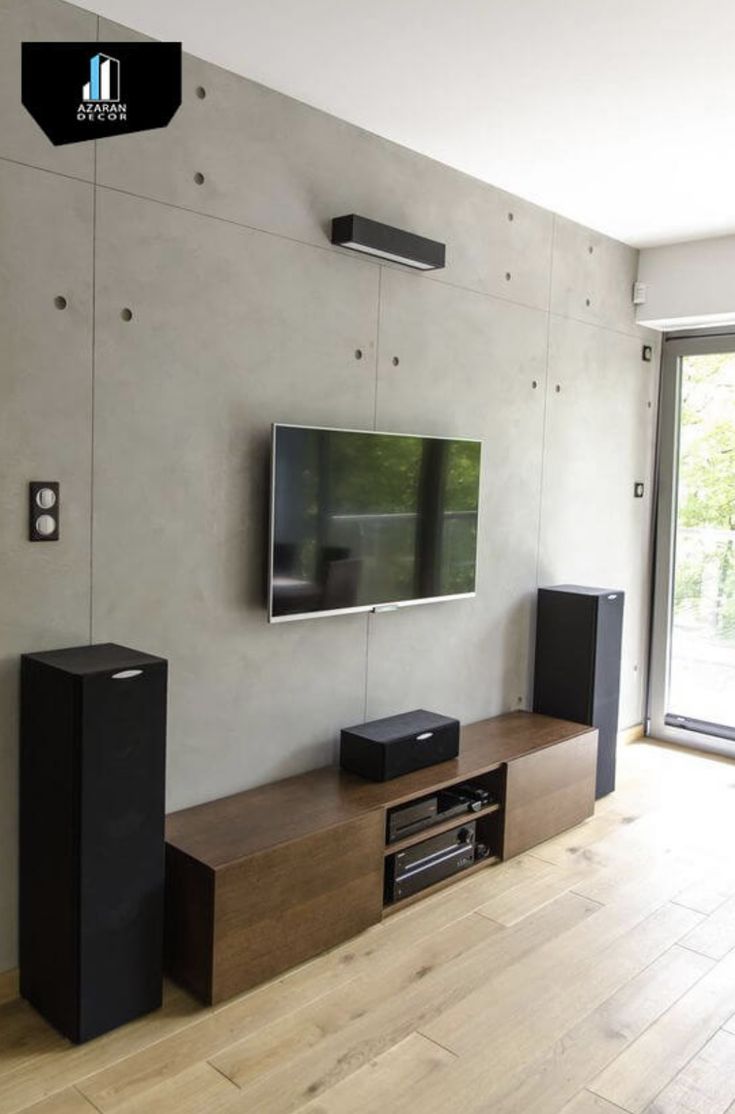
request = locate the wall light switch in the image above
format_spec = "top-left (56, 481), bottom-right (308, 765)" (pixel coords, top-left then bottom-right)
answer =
top-left (29, 482), bottom-right (59, 540)
top-left (634, 482), bottom-right (645, 499)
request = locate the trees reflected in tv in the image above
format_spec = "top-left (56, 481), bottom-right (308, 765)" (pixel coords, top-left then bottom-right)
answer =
top-left (269, 425), bottom-right (481, 621)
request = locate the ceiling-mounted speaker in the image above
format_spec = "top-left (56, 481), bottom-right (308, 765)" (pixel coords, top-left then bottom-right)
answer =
top-left (331, 214), bottom-right (446, 271)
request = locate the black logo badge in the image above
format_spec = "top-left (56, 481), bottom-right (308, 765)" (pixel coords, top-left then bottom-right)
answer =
top-left (22, 42), bottom-right (182, 146)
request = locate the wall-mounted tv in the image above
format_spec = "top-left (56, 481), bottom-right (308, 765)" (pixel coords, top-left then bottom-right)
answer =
top-left (268, 424), bottom-right (481, 622)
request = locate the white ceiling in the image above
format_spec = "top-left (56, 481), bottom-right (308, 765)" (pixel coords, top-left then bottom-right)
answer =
top-left (82, 0), bottom-right (735, 247)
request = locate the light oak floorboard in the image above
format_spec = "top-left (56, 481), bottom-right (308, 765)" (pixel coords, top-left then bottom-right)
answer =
top-left (381, 904), bottom-right (703, 1114)
top-left (589, 947), bottom-right (735, 1112)
top-left (528, 809), bottom-right (636, 868)
top-left (9, 737), bottom-right (735, 1114)
top-left (18, 1089), bottom-right (99, 1114)
top-left (560, 1092), bottom-right (631, 1114)
top-left (422, 892), bottom-right (704, 1057)
top-left (672, 873), bottom-right (735, 917)
top-left (209, 910), bottom-right (496, 1092)
top-left (679, 894), bottom-right (735, 960)
top-left (453, 943), bottom-right (714, 1114)
top-left (474, 857), bottom-right (600, 925)
top-left (78, 908), bottom-right (499, 1112)
top-left (111, 1062), bottom-right (237, 1114)
top-left (74, 856), bottom-right (545, 1111)
top-left (645, 1028), bottom-right (735, 1114)
top-left (295, 1033), bottom-right (456, 1114)
top-left (0, 985), bottom-right (201, 1114)
top-left (209, 894), bottom-right (597, 1112)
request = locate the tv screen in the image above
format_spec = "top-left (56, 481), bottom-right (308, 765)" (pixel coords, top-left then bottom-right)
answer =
top-left (268, 424), bottom-right (481, 621)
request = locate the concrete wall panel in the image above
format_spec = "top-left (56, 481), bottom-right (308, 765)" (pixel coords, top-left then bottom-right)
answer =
top-left (96, 21), bottom-right (554, 312)
top-left (538, 316), bottom-right (659, 726)
top-left (366, 269), bottom-right (548, 722)
top-left (0, 0), bottom-right (96, 179)
top-left (551, 215), bottom-right (641, 336)
top-left (0, 159), bottom-right (93, 968)
top-left (92, 188), bottom-right (379, 809)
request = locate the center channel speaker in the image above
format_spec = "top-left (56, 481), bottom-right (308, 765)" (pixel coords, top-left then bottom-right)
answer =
top-left (340, 709), bottom-right (460, 781)
top-left (20, 643), bottom-right (167, 1043)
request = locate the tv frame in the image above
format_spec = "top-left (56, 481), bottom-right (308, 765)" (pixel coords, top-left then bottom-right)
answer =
top-left (267, 423), bottom-right (482, 623)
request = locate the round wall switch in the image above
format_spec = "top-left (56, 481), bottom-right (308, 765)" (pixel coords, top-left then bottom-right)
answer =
top-left (35, 487), bottom-right (57, 509)
top-left (35, 514), bottom-right (57, 536)
top-left (29, 482), bottom-right (60, 540)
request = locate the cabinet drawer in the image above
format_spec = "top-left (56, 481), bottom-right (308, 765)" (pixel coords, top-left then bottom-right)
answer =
top-left (211, 809), bottom-right (384, 1003)
top-left (503, 730), bottom-right (597, 859)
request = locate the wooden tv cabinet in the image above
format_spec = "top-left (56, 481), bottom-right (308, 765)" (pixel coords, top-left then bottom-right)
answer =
top-left (165, 712), bottom-right (598, 1005)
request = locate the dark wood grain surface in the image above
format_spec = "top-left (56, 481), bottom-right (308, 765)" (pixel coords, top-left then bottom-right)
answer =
top-left (503, 729), bottom-right (598, 858)
top-left (164, 711), bottom-right (599, 1005)
top-left (211, 811), bottom-right (384, 1003)
top-left (164, 846), bottom-right (214, 1003)
top-left (165, 712), bottom-right (592, 867)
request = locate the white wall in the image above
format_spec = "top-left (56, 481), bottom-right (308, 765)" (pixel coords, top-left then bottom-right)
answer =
top-left (637, 235), bottom-right (735, 330)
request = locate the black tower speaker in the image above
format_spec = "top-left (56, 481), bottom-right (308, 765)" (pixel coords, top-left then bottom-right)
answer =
top-left (533, 586), bottom-right (624, 799)
top-left (20, 643), bottom-right (167, 1042)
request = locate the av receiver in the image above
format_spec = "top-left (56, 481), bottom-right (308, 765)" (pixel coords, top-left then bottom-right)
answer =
top-left (385, 821), bottom-right (476, 903)
top-left (386, 795), bottom-right (438, 843)
top-left (386, 782), bottom-right (492, 844)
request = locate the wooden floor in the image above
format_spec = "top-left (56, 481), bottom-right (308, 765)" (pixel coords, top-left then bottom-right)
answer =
top-left (5, 736), bottom-right (735, 1114)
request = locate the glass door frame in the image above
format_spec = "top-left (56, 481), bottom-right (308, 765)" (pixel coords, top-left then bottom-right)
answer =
top-left (648, 327), bottom-right (735, 754)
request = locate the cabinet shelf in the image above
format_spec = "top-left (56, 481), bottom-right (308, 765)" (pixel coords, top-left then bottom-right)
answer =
top-left (384, 801), bottom-right (501, 857)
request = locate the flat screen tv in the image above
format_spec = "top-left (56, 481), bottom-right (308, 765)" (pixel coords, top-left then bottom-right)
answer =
top-left (268, 424), bottom-right (481, 622)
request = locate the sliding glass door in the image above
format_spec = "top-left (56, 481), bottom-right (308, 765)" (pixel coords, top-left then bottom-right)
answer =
top-left (649, 333), bottom-right (735, 750)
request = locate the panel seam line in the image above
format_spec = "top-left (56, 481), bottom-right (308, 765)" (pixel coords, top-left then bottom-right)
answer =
top-left (0, 152), bottom-right (646, 343)
top-left (414, 1030), bottom-right (460, 1058)
top-left (534, 213), bottom-right (556, 594)
top-left (89, 73), bottom-right (98, 643)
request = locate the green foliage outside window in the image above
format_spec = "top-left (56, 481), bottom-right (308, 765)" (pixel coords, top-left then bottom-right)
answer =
top-left (675, 354), bottom-right (735, 640)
